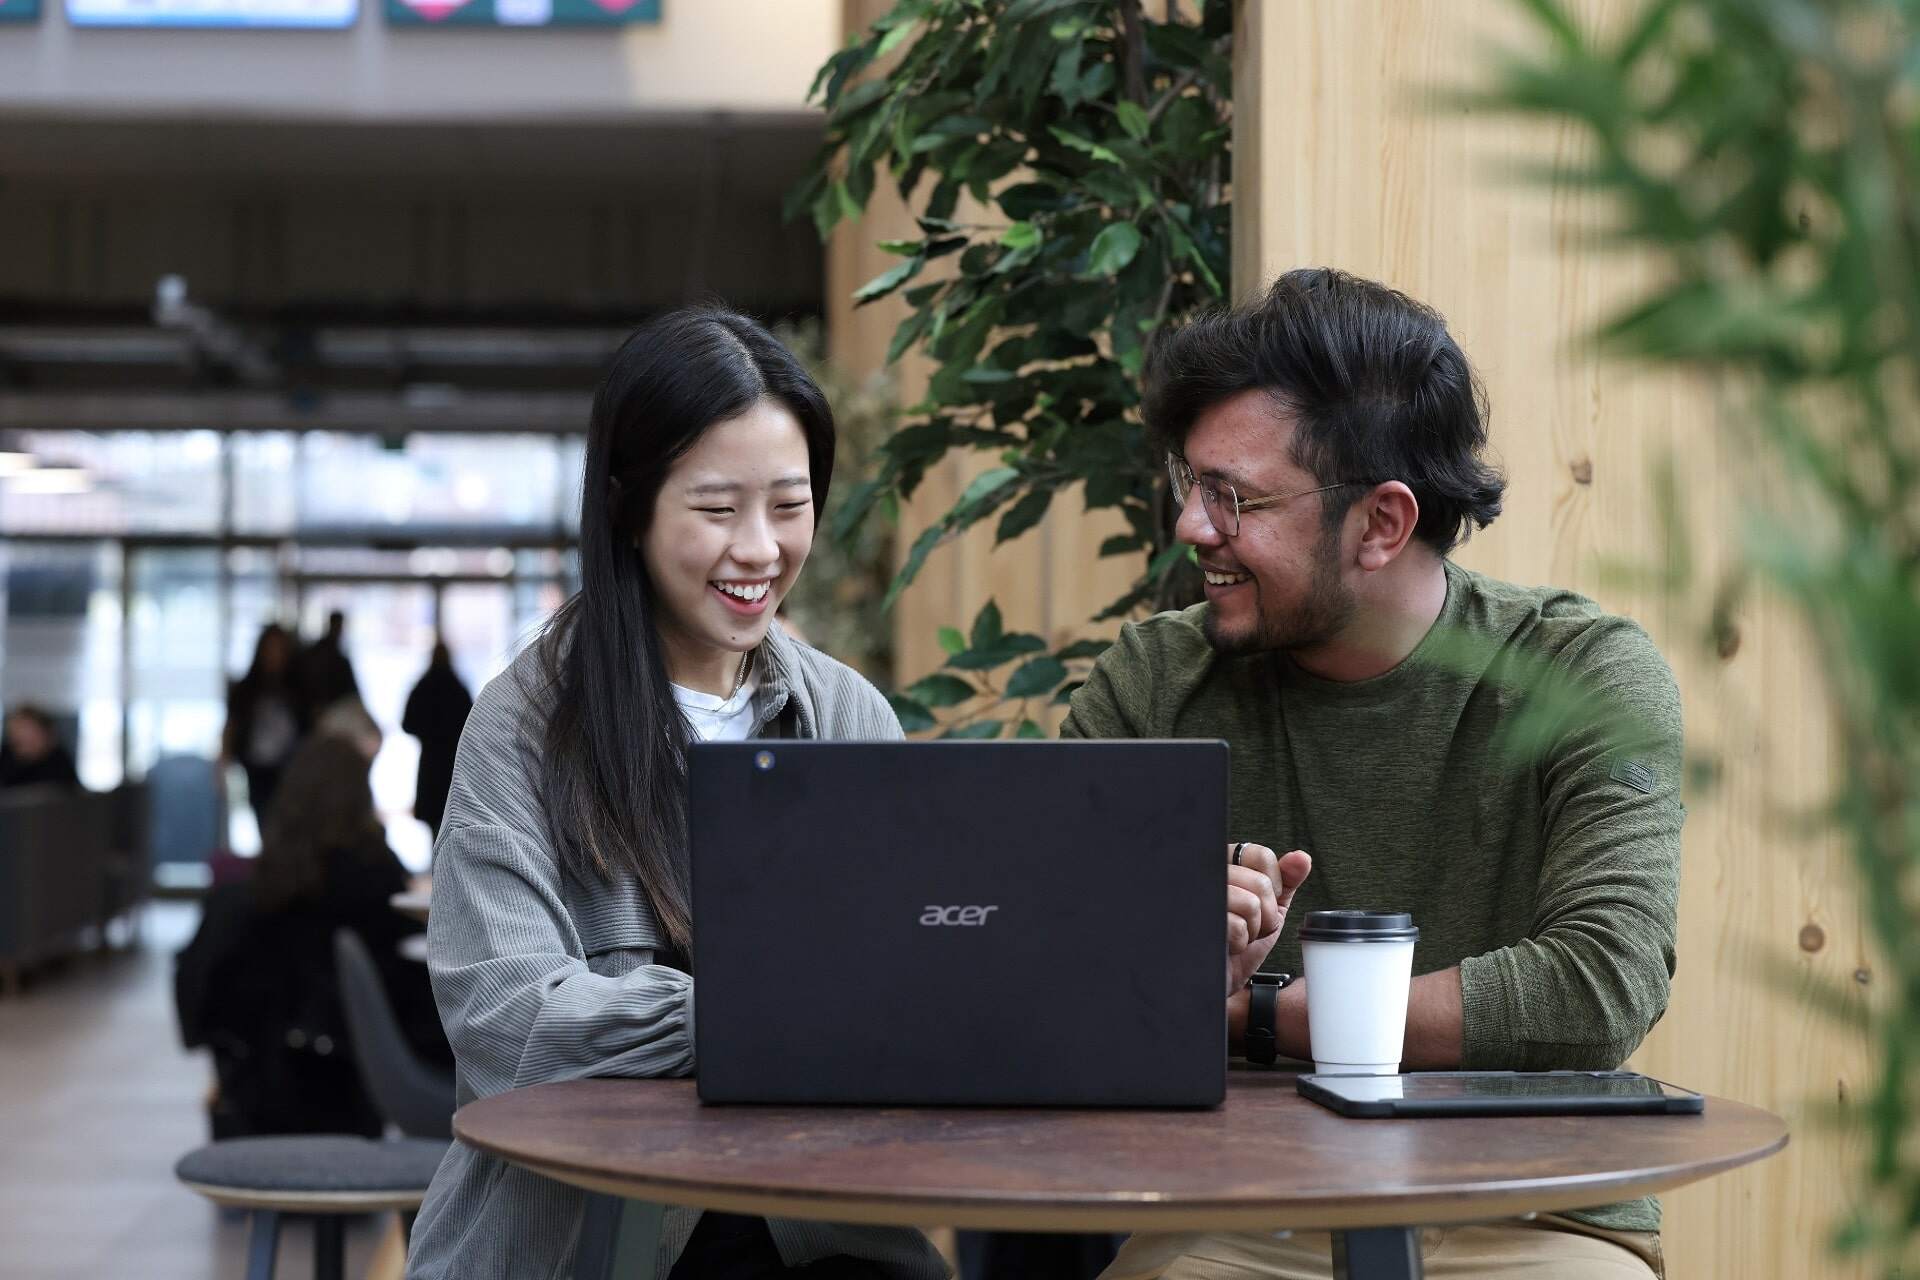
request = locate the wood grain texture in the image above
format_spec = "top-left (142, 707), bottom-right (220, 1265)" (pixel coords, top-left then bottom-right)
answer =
top-left (1236, 3), bottom-right (1872, 1277)
top-left (454, 1075), bottom-right (1784, 1234)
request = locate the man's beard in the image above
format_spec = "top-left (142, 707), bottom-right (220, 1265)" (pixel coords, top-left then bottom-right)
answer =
top-left (1202, 524), bottom-right (1355, 657)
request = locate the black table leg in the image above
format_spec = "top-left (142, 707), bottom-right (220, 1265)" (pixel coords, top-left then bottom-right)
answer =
top-left (313, 1214), bottom-right (345, 1280)
top-left (1332, 1227), bottom-right (1423, 1280)
top-left (574, 1194), bottom-right (664, 1280)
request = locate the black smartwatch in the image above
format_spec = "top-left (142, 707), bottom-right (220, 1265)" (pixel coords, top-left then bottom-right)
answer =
top-left (1244, 972), bottom-right (1295, 1066)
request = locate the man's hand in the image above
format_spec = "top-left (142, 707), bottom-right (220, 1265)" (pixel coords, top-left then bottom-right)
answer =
top-left (1226, 843), bottom-right (1312, 994)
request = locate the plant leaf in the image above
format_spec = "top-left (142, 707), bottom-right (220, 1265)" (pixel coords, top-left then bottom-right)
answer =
top-left (1086, 222), bottom-right (1143, 276)
top-left (888, 694), bottom-right (936, 734)
top-left (874, 18), bottom-right (918, 59)
top-left (906, 673), bottom-right (978, 708)
top-left (996, 488), bottom-right (1053, 543)
top-left (970, 599), bottom-right (1004, 651)
top-left (1048, 125), bottom-right (1122, 164)
top-left (853, 256), bottom-right (924, 306)
top-left (1006, 656), bottom-right (1069, 699)
top-left (957, 466), bottom-right (1019, 510)
top-left (1001, 221), bottom-right (1043, 250)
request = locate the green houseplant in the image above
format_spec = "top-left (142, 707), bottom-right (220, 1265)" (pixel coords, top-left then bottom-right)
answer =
top-left (793, 0), bottom-right (1231, 735)
top-left (1474, 0), bottom-right (1920, 1271)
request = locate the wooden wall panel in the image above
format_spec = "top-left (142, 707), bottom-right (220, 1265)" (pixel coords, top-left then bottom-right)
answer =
top-left (1236, 3), bottom-right (1870, 1277)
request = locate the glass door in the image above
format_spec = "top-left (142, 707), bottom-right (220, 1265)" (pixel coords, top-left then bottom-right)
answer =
top-left (296, 581), bottom-right (440, 870)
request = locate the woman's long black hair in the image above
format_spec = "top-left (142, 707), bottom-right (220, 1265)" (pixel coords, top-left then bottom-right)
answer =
top-left (536, 307), bottom-right (834, 953)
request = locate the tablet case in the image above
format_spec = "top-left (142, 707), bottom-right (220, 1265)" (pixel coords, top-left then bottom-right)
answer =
top-left (1296, 1070), bottom-right (1706, 1118)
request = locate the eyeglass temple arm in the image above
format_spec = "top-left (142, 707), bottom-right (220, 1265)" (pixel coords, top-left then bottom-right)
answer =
top-left (1236, 481), bottom-right (1369, 512)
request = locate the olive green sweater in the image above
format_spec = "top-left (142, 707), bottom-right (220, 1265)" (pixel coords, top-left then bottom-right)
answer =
top-left (1062, 560), bottom-right (1684, 1232)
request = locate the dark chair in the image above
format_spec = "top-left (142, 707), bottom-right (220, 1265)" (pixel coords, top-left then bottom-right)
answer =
top-left (175, 1134), bottom-right (446, 1280)
top-left (147, 754), bottom-right (222, 897)
top-left (0, 787), bottom-right (113, 994)
top-left (333, 929), bottom-right (455, 1140)
top-left (102, 781), bottom-right (151, 946)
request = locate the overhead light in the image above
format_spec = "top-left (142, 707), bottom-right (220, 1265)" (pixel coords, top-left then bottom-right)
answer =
top-left (6, 466), bottom-right (92, 495)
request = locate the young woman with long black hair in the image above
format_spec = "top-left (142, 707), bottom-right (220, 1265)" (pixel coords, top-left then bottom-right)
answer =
top-left (406, 309), bottom-right (945, 1280)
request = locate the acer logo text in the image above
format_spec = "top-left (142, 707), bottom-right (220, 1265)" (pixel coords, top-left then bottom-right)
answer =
top-left (919, 905), bottom-right (999, 926)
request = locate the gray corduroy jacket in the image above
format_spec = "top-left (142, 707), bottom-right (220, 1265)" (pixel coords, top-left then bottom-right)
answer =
top-left (405, 622), bottom-right (948, 1280)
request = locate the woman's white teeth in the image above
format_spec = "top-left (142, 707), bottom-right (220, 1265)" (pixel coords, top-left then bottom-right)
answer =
top-left (715, 581), bottom-right (769, 602)
top-left (1205, 570), bottom-right (1252, 586)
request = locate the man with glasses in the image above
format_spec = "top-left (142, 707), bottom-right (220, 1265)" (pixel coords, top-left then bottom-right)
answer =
top-left (1067, 269), bottom-right (1683, 1280)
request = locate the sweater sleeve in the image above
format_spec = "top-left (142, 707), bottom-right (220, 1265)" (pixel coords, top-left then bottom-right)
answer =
top-left (425, 661), bottom-right (695, 1100)
top-left (1458, 619), bottom-right (1685, 1069)
top-left (1059, 620), bottom-right (1156, 740)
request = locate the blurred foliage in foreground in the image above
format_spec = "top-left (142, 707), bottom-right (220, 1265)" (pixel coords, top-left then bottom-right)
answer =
top-left (1475, 1), bottom-right (1920, 1271)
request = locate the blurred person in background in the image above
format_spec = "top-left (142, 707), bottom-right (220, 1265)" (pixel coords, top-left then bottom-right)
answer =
top-left (175, 732), bottom-right (451, 1139)
top-left (406, 307), bottom-right (944, 1280)
top-left (316, 693), bottom-right (385, 763)
top-left (402, 640), bottom-right (473, 844)
top-left (222, 623), bottom-right (307, 817)
top-left (0, 705), bottom-right (80, 791)
top-left (299, 608), bottom-right (363, 718)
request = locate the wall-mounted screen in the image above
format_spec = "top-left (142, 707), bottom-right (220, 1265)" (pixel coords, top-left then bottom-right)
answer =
top-left (386, 0), bottom-right (656, 26)
top-left (65, 0), bottom-right (354, 26)
top-left (0, 0), bottom-right (41, 20)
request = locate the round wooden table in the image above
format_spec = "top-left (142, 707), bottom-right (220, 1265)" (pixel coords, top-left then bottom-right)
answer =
top-left (454, 1071), bottom-right (1786, 1279)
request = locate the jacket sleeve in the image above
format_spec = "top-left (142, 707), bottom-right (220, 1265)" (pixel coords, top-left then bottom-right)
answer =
top-left (1458, 620), bottom-right (1686, 1070)
top-left (427, 823), bottom-right (695, 1096)
top-left (425, 665), bottom-right (695, 1100)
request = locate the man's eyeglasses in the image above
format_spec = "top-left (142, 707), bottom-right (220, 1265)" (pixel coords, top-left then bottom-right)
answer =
top-left (1166, 454), bottom-right (1370, 538)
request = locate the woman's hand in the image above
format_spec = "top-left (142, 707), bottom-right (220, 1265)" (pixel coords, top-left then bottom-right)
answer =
top-left (1226, 843), bottom-right (1312, 995)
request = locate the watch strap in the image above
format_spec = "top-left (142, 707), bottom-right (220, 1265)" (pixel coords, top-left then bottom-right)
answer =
top-left (1245, 972), bottom-right (1290, 1066)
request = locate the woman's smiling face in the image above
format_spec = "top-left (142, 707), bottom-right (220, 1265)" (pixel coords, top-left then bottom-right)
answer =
top-left (640, 399), bottom-right (815, 689)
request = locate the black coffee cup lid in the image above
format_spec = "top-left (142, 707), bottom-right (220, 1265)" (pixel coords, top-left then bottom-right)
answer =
top-left (1299, 910), bottom-right (1418, 943)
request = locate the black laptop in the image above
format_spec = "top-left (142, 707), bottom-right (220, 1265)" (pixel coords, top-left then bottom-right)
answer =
top-left (688, 740), bottom-right (1228, 1107)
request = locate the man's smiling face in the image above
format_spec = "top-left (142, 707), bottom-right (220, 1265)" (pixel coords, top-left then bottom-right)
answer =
top-left (1174, 389), bottom-right (1358, 658)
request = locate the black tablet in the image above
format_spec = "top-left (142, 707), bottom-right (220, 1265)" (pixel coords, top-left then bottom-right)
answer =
top-left (1297, 1070), bottom-right (1706, 1118)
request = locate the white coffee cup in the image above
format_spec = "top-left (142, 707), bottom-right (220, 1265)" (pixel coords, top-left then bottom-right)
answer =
top-left (1300, 910), bottom-right (1419, 1075)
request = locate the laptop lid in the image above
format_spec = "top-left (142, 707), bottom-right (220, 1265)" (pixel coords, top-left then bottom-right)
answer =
top-left (689, 740), bottom-right (1227, 1107)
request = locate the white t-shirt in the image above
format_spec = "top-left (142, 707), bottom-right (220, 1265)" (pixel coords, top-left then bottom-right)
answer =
top-left (671, 675), bottom-right (759, 743)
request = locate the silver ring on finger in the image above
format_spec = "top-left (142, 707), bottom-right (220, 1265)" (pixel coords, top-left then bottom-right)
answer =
top-left (1232, 841), bottom-right (1247, 866)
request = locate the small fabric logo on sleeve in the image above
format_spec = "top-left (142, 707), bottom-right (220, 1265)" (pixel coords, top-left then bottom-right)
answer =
top-left (1610, 757), bottom-right (1657, 795)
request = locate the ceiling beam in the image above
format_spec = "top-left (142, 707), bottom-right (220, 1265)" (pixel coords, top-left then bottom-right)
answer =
top-left (0, 390), bottom-right (593, 435)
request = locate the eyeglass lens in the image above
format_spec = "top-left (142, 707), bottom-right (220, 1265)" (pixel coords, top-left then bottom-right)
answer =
top-left (1169, 456), bottom-right (1239, 536)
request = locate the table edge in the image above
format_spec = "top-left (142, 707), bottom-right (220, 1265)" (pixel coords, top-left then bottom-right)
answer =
top-left (454, 1118), bottom-right (1789, 1233)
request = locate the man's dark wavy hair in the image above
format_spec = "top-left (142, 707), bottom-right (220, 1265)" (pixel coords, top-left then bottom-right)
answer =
top-left (1142, 267), bottom-right (1506, 554)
